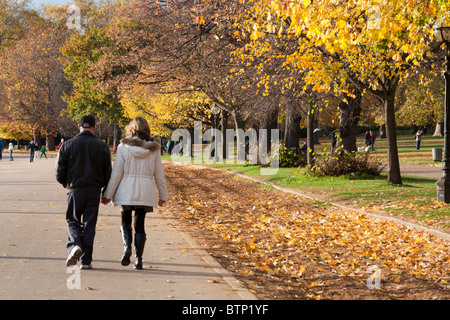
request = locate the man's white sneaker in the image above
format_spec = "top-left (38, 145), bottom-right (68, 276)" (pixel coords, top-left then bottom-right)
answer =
top-left (66, 246), bottom-right (83, 267)
top-left (80, 264), bottom-right (92, 270)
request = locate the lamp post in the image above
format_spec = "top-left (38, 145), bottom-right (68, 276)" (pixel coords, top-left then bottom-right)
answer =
top-left (434, 17), bottom-right (450, 203)
top-left (211, 103), bottom-right (221, 162)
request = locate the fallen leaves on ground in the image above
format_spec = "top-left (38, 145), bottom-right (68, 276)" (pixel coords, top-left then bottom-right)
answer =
top-left (162, 163), bottom-right (449, 299)
top-left (364, 199), bottom-right (450, 231)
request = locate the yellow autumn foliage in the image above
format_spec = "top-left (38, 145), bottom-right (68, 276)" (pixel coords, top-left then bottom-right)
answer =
top-left (238, 0), bottom-right (445, 96)
top-left (120, 85), bottom-right (211, 137)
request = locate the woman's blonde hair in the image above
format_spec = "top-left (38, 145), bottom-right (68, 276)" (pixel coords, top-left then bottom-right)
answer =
top-left (126, 117), bottom-right (151, 141)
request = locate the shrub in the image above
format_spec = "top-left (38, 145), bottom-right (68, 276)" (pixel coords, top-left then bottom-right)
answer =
top-left (278, 145), bottom-right (307, 168)
top-left (309, 150), bottom-right (384, 177)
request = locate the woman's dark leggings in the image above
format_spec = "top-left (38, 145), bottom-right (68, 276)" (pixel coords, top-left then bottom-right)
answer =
top-left (121, 208), bottom-right (146, 234)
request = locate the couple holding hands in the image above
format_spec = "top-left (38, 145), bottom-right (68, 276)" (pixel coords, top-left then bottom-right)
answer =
top-left (56, 115), bottom-right (168, 270)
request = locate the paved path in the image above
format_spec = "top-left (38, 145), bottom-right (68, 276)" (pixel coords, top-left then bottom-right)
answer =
top-left (397, 163), bottom-right (443, 180)
top-left (0, 154), bottom-right (256, 300)
top-left (0, 151), bottom-right (446, 301)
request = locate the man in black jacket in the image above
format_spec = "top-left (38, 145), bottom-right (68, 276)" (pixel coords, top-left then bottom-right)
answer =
top-left (56, 115), bottom-right (112, 269)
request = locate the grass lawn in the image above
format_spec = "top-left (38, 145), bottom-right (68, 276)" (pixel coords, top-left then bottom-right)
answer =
top-left (370, 135), bottom-right (445, 165)
top-left (161, 132), bottom-right (450, 231)
top-left (310, 134), bottom-right (445, 165)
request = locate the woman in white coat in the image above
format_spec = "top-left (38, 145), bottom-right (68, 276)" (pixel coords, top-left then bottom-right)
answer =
top-left (102, 117), bottom-right (168, 269)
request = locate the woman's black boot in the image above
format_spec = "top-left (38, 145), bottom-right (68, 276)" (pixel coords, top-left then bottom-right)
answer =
top-left (120, 224), bottom-right (132, 266)
top-left (134, 233), bottom-right (146, 270)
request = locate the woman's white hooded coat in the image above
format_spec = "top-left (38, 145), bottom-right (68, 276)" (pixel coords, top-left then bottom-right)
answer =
top-left (103, 137), bottom-right (168, 207)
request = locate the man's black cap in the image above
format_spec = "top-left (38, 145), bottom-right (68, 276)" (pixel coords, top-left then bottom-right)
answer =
top-left (79, 115), bottom-right (96, 129)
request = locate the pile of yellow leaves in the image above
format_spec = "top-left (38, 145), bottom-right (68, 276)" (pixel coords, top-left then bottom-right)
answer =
top-left (164, 163), bottom-right (449, 299)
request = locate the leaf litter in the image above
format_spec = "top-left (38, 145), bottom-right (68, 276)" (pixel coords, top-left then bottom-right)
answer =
top-left (163, 163), bottom-right (449, 299)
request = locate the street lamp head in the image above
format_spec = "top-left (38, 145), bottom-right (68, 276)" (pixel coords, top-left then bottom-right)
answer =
top-left (211, 103), bottom-right (221, 115)
top-left (433, 16), bottom-right (450, 43)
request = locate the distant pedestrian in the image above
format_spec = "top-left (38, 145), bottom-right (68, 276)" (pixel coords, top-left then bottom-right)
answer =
top-left (300, 141), bottom-right (307, 151)
top-left (26, 141), bottom-right (37, 162)
top-left (415, 129), bottom-right (423, 150)
top-left (167, 140), bottom-right (174, 155)
top-left (34, 143), bottom-right (39, 159)
top-left (56, 115), bottom-right (112, 269)
top-left (331, 132), bottom-right (337, 154)
top-left (101, 117), bottom-right (168, 270)
top-left (9, 142), bottom-right (14, 161)
top-left (40, 145), bottom-right (47, 159)
top-left (365, 131), bottom-right (371, 147)
top-left (0, 138), bottom-right (3, 160)
top-left (369, 130), bottom-right (376, 151)
top-left (175, 136), bottom-right (185, 156)
top-left (160, 137), bottom-right (168, 155)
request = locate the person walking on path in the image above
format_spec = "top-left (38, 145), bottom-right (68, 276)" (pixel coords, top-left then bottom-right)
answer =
top-left (415, 129), bottom-right (423, 150)
top-left (56, 115), bottom-right (112, 269)
top-left (40, 145), bottom-right (47, 159)
top-left (8, 142), bottom-right (14, 161)
top-left (0, 138), bottom-right (3, 160)
top-left (167, 140), bottom-right (174, 155)
top-left (101, 117), bottom-right (168, 270)
top-left (364, 131), bottom-right (371, 147)
top-left (369, 130), bottom-right (376, 151)
top-left (34, 143), bottom-right (39, 160)
top-left (331, 132), bottom-right (337, 154)
top-left (26, 141), bottom-right (37, 162)
top-left (0, 138), bottom-right (4, 160)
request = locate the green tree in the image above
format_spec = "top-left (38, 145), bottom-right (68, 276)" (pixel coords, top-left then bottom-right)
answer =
top-left (397, 69), bottom-right (444, 134)
top-left (62, 26), bottom-right (126, 138)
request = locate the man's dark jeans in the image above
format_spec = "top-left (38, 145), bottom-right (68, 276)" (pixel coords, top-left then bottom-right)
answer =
top-left (66, 189), bottom-right (101, 265)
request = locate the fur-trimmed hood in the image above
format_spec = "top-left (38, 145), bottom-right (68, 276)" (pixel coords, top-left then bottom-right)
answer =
top-left (120, 137), bottom-right (160, 158)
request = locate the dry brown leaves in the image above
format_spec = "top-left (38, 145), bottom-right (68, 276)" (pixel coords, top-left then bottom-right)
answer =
top-left (162, 163), bottom-right (450, 300)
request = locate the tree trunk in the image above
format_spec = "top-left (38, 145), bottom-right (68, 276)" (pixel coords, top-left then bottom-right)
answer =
top-left (284, 102), bottom-right (302, 148)
top-left (384, 89), bottom-right (402, 185)
top-left (232, 110), bottom-right (244, 131)
top-left (379, 124), bottom-right (386, 139)
top-left (46, 134), bottom-right (55, 151)
top-left (232, 110), bottom-right (246, 161)
top-left (433, 121), bottom-right (444, 137)
top-left (34, 133), bottom-right (42, 148)
top-left (313, 118), bottom-right (320, 144)
top-left (262, 105), bottom-right (278, 152)
top-left (32, 130), bottom-right (38, 144)
top-left (221, 110), bottom-right (228, 159)
top-left (338, 88), bottom-right (362, 152)
top-left (307, 104), bottom-right (315, 165)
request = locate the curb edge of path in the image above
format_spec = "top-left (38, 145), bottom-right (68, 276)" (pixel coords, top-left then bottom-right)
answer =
top-left (176, 229), bottom-right (258, 300)
top-left (230, 172), bottom-right (450, 242)
top-left (164, 161), bottom-right (450, 242)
